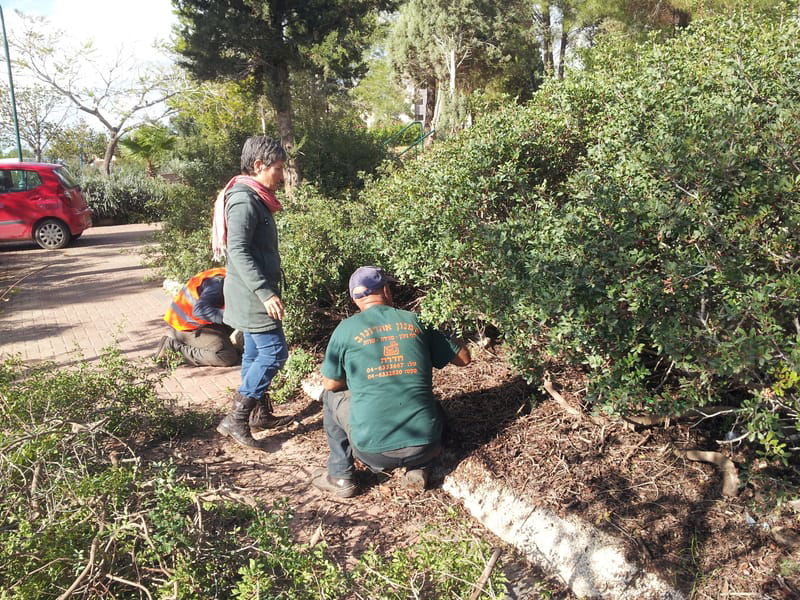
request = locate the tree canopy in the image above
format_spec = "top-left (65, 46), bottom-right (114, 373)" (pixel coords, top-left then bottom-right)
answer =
top-left (173, 0), bottom-right (396, 190)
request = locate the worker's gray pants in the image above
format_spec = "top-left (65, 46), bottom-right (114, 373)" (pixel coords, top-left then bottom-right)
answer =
top-left (171, 325), bottom-right (240, 367)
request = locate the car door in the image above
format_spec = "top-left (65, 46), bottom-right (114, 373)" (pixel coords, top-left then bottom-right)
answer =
top-left (0, 169), bottom-right (27, 240)
top-left (0, 169), bottom-right (46, 241)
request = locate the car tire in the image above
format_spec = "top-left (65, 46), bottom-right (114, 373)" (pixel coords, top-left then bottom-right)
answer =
top-left (34, 218), bottom-right (71, 250)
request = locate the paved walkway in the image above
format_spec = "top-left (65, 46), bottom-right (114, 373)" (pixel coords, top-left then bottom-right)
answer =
top-left (0, 223), bottom-right (238, 408)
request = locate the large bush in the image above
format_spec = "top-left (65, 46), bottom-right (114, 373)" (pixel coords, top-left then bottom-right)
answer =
top-left (297, 118), bottom-right (391, 197)
top-left (278, 184), bottom-right (375, 342)
top-left (356, 8), bottom-right (800, 458)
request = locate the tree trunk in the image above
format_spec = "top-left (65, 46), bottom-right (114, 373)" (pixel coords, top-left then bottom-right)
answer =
top-left (423, 78), bottom-right (437, 146)
top-left (542, 6), bottom-right (554, 77)
top-left (432, 78), bottom-right (444, 133)
top-left (266, 61), bottom-right (300, 194)
top-left (103, 132), bottom-right (121, 175)
top-left (448, 48), bottom-right (457, 95)
top-left (557, 27), bottom-right (568, 79)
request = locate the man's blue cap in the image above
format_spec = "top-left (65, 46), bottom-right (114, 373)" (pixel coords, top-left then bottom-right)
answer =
top-left (349, 266), bottom-right (397, 299)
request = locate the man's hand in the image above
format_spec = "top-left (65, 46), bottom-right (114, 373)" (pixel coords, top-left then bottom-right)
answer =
top-left (263, 296), bottom-right (284, 321)
top-left (322, 376), bottom-right (347, 392)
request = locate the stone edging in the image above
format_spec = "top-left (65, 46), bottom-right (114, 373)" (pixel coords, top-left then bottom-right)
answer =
top-left (442, 471), bottom-right (685, 599)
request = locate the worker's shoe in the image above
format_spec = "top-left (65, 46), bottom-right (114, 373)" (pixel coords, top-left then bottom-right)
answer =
top-left (401, 467), bottom-right (431, 492)
top-left (153, 335), bottom-right (177, 365)
top-left (249, 394), bottom-right (294, 432)
top-left (311, 468), bottom-right (358, 498)
top-left (217, 393), bottom-right (260, 448)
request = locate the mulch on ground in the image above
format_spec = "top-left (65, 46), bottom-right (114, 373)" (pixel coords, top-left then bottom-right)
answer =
top-left (434, 346), bottom-right (800, 599)
top-left (138, 343), bottom-right (800, 598)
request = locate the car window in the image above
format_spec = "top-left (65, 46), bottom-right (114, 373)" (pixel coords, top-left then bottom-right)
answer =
top-left (53, 167), bottom-right (78, 188)
top-left (0, 169), bottom-right (44, 192)
top-left (0, 171), bottom-right (12, 193)
top-left (4, 170), bottom-right (28, 192)
top-left (25, 171), bottom-right (43, 190)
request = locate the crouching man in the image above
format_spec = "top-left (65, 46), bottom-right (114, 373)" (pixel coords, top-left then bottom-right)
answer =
top-left (156, 267), bottom-right (241, 367)
top-left (310, 266), bottom-right (471, 498)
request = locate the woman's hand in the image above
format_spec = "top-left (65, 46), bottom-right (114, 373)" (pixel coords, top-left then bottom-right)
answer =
top-left (263, 296), bottom-right (285, 321)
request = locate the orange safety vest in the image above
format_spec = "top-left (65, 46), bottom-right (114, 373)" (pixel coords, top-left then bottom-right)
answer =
top-left (164, 267), bottom-right (227, 331)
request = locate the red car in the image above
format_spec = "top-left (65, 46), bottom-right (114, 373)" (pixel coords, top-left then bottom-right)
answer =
top-left (0, 162), bottom-right (92, 249)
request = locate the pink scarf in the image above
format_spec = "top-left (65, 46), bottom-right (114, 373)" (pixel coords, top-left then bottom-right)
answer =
top-left (211, 175), bottom-right (283, 261)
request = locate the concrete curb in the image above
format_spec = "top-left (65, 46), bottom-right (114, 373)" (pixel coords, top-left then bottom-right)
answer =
top-left (442, 471), bottom-right (685, 599)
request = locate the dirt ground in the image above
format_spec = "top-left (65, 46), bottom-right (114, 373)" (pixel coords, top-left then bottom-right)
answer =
top-left (439, 348), bottom-right (800, 599)
top-left (143, 344), bottom-right (800, 599)
top-left (141, 353), bottom-right (571, 598)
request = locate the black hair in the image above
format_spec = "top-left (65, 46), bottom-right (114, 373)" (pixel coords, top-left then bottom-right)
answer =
top-left (240, 136), bottom-right (287, 175)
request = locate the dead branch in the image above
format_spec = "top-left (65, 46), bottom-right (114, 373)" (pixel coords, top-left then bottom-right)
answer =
top-left (678, 450), bottom-right (739, 497)
top-left (543, 377), bottom-right (582, 419)
top-left (0, 264), bottom-right (51, 302)
top-left (468, 547), bottom-right (502, 600)
top-left (543, 376), bottom-right (606, 426)
top-left (308, 524), bottom-right (323, 547)
top-left (106, 574), bottom-right (153, 600)
top-left (56, 536), bottom-right (99, 600)
top-left (621, 432), bottom-right (652, 466)
top-left (624, 406), bottom-right (738, 428)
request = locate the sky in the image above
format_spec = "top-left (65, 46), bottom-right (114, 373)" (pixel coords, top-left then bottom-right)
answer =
top-left (2, 0), bottom-right (178, 66)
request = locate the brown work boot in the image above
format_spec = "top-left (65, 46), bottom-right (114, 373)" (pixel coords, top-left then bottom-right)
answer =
top-left (248, 394), bottom-right (294, 432)
top-left (311, 468), bottom-right (358, 498)
top-left (153, 335), bottom-right (177, 366)
top-left (217, 393), bottom-right (260, 448)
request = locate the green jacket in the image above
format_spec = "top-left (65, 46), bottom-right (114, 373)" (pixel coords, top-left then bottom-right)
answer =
top-left (222, 183), bottom-right (282, 333)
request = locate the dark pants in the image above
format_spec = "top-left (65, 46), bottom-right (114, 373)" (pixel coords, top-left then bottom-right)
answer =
top-left (322, 390), bottom-right (441, 479)
top-left (172, 324), bottom-right (240, 367)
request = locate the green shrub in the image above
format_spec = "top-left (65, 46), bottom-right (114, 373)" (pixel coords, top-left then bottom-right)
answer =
top-left (141, 179), bottom-right (217, 281)
top-left (79, 167), bottom-right (186, 224)
top-left (269, 347), bottom-right (316, 405)
top-left (0, 354), bottom-right (510, 598)
top-left (279, 183), bottom-right (375, 342)
top-left (298, 118), bottom-right (391, 196)
top-left (372, 122), bottom-right (426, 148)
top-left (352, 7), bottom-right (800, 459)
top-left (352, 526), bottom-right (507, 599)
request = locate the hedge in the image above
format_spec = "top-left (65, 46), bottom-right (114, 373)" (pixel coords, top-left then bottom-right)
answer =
top-left (355, 8), bottom-right (800, 459)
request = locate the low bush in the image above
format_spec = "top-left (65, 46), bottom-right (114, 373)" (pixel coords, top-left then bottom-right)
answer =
top-left (298, 118), bottom-right (391, 197)
top-left (372, 122), bottom-right (426, 148)
top-left (269, 347), bottom-right (316, 405)
top-left (79, 167), bottom-right (187, 224)
top-left (0, 354), bottom-right (507, 598)
top-left (142, 179), bottom-right (217, 282)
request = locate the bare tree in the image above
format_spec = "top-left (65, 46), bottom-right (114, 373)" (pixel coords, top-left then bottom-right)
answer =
top-left (0, 82), bottom-right (70, 160)
top-left (9, 12), bottom-right (178, 173)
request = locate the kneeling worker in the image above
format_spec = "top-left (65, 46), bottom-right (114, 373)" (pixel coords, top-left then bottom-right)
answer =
top-left (156, 267), bottom-right (241, 367)
top-left (310, 266), bottom-right (471, 498)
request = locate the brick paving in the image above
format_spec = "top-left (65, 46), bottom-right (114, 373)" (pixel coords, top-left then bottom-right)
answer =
top-left (0, 223), bottom-right (239, 408)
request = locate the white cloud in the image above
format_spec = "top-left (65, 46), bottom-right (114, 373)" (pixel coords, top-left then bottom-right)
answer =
top-left (5, 0), bottom-right (177, 66)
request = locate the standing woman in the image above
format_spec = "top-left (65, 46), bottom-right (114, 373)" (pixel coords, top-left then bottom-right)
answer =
top-left (212, 136), bottom-right (294, 448)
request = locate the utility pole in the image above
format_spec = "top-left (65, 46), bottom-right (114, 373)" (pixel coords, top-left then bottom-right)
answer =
top-left (1, 4), bottom-right (23, 160)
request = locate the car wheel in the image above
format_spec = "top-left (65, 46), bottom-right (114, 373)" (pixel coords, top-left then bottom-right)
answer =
top-left (34, 219), bottom-right (71, 250)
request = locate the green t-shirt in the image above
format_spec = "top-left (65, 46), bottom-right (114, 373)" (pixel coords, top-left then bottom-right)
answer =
top-left (321, 305), bottom-right (459, 454)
